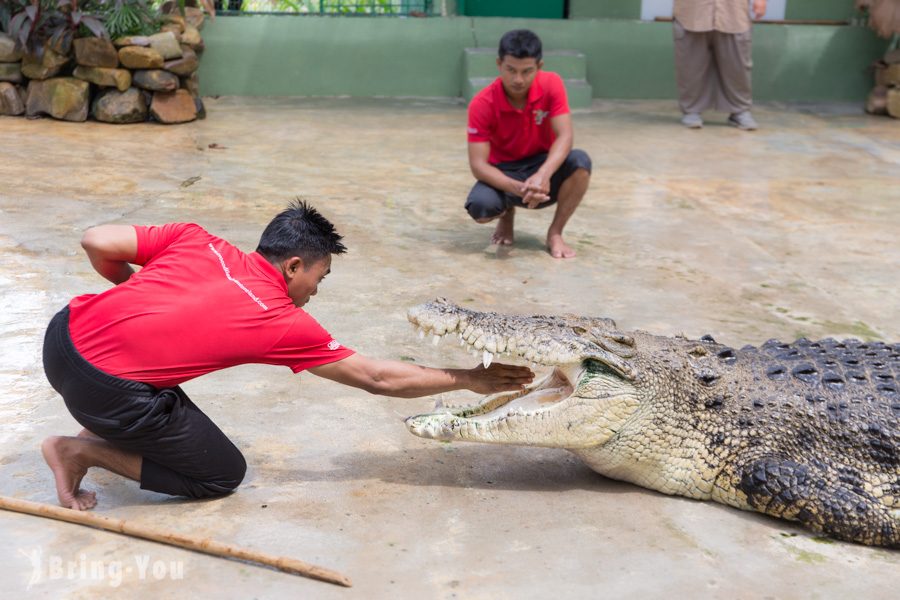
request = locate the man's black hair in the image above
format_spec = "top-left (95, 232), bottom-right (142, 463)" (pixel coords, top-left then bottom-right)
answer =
top-left (498, 29), bottom-right (543, 62)
top-left (256, 199), bottom-right (347, 265)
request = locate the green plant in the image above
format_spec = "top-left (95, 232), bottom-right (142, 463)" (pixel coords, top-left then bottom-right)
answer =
top-left (0, 0), bottom-right (215, 53)
top-left (1, 0), bottom-right (106, 54)
top-left (101, 0), bottom-right (158, 38)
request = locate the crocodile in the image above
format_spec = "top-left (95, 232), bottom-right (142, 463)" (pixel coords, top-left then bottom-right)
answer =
top-left (405, 298), bottom-right (900, 547)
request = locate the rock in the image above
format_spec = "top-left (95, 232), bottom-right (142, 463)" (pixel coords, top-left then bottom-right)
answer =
top-left (181, 26), bottom-right (203, 50)
top-left (73, 37), bottom-right (119, 68)
top-left (92, 87), bottom-right (148, 123)
top-left (163, 45), bottom-right (199, 76)
top-left (881, 64), bottom-right (900, 87)
top-left (159, 24), bottom-right (183, 43)
top-left (184, 7), bottom-right (206, 30)
top-left (25, 77), bottom-right (90, 121)
top-left (865, 86), bottom-right (888, 115)
top-left (132, 69), bottom-right (180, 92)
top-left (0, 81), bottom-right (25, 115)
top-left (180, 71), bottom-right (200, 96)
top-left (0, 32), bottom-right (22, 63)
top-left (73, 65), bottom-right (132, 92)
top-left (119, 46), bottom-right (165, 69)
top-left (149, 31), bottom-right (182, 60)
top-left (150, 89), bottom-right (197, 123)
top-left (885, 48), bottom-right (900, 65)
top-left (888, 88), bottom-right (900, 119)
top-left (21, 47), bottom-right (70, 80)
top-left (162, 14), bottom-right (186, 32)
top-left (0, 62), bottom-right (22, 83)
top-left (193, 93), bottom-right (206, 119)
top-left (114, 35), bottom-right (151, 48)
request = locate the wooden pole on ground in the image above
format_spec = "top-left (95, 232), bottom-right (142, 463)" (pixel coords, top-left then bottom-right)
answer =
top-left (0, 495), bottom-right (352, 588)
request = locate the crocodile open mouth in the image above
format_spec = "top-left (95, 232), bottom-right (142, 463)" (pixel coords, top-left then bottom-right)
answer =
top-left (445, 363), bottom-right (583, 421)
top-left (406, 300), bottom-right (592, 435)
top-left (405, 299), bottom-right (639, 445)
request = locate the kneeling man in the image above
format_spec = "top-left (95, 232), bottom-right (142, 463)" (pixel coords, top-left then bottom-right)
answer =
top-left (465, 29), bottom-right (592, 258)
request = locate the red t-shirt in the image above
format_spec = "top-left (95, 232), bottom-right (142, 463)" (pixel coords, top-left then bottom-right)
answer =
top-left (68, 223), bottom-right (354, 388)
top-left (467, 70), bottom-right (570, 165)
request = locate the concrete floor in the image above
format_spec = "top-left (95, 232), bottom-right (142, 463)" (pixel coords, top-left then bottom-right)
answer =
top-left (0, 98), bottom-right (898, 598)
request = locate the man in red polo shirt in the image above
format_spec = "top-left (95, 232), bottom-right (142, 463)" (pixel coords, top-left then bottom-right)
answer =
top-left (40, 201), bottom-right (533, 510)
top-left (466, 29), bottom-right (592, 259)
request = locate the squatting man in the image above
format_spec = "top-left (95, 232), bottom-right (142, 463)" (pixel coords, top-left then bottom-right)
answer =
top-left (465, 29), bottom-right (592, 258)
top-left (41, 201), bottom-right (534, 510)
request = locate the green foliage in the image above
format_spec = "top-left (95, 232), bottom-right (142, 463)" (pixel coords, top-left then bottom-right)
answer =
top-left (240, 0), bottom-right (430, 15)
top-left (0, 0), bottom-right (106, 53)
top-left (102, 0), bottom-right (159, 38)
top-left (0, 0), bottom-right (172, 52)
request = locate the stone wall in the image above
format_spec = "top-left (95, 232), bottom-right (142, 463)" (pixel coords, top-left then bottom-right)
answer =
top-left (0, 8), bottom-right (206, 124)
top-left (867, 48), bottom-right (900, 118)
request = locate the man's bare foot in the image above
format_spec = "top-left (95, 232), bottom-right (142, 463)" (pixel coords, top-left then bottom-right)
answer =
top-left (547, 233), bottom-right (576, 259)
top-left (491, 210), bottom-right (515, 246)
top-left (41, 436), bottom-right (97, 510)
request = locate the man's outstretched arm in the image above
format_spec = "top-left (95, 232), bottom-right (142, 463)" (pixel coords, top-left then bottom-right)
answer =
top-left (80, 225), bottom-right (138, 284)
top-left (309, 353), bottom-right (534, 399)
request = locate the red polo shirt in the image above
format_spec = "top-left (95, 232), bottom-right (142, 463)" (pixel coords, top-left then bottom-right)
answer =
top-left (68, 223), bottom-right (354, 388)
top-left (467, 70), bottom-right (570, 165)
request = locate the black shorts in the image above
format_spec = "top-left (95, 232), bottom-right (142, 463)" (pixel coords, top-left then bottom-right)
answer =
top-left (465, 149), bottom-right (592, 220)
top-left (42, 307), bottom-right (246, 499)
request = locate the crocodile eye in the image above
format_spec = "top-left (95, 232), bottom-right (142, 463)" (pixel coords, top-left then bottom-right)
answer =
top-left (572, 326), bottom-right (588, 335)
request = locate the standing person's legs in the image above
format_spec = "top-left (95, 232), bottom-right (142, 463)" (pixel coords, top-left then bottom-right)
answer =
top-left (713, 29), bottom-right (756, 128)
top-left (673, 20), bottom-right (715, 124)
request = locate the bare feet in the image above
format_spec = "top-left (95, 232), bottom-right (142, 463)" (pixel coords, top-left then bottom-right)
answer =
top-left (491, 209), bottom-right (515, 246)
top-left (547, 232), bottom-right (576, 259)
top-left (41, 436), bottom-right (97, 510)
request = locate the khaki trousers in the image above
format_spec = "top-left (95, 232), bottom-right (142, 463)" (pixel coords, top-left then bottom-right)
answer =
top-left (673, 19), bottom-right (753, 114)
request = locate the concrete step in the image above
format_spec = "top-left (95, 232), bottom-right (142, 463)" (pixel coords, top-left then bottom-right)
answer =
top-left (463, 47), bottom-right (593, 109)
top-left (463, 47), bottom-right (588, 80)
top-left (464, 77), bottom-right (594, 109)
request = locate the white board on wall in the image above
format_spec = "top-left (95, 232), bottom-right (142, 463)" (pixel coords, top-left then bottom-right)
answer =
top-left (639, 0), bottom-right (786, 21)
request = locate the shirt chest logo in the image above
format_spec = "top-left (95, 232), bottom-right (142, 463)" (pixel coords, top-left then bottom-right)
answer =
top-left (533, 109), bottom-right (549, 125)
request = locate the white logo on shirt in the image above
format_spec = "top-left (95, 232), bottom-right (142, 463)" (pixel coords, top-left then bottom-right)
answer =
top-left (533, 109), bottom-right (549, 125)
top-left (467, 126), bottom-right (479, 134)
top-left (327, 340), bottom-right (341, 351)
top-left (208, 243), bottom-right (269, 311)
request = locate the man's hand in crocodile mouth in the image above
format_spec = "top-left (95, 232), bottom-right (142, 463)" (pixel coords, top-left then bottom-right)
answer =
top-left (403, 299), bottom-right (639, 447)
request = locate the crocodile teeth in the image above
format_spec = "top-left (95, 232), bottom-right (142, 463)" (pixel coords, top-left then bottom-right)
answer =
top-left (482, 351), bottom-right (494, 369)
top-left (432, 334), bottom-right (441, 346)
top-left (418, 329), bottom-right (425, 339)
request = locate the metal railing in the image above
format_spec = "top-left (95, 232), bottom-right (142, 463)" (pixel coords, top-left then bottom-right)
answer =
top-left (213, 0), bottom-right (435, 16)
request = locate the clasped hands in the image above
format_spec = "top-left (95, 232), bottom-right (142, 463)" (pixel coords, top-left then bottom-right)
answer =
top-left (517, 172), bottom-right (551, 209)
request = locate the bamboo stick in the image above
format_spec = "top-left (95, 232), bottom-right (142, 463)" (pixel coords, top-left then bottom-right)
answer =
top-left (0, 495), bottom-right (352, 588)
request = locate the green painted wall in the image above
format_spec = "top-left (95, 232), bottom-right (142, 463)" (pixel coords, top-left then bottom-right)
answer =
top-left (568, 0), bottom-right (861, 21)
top-left (199, 16), bottom-right (887, 101)
top-left (785, 0), bottom-right (858, 21)
top-left (569, 0), bottom-right (642, 20)
top-left (459, 0), bottom-right (564, 18)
